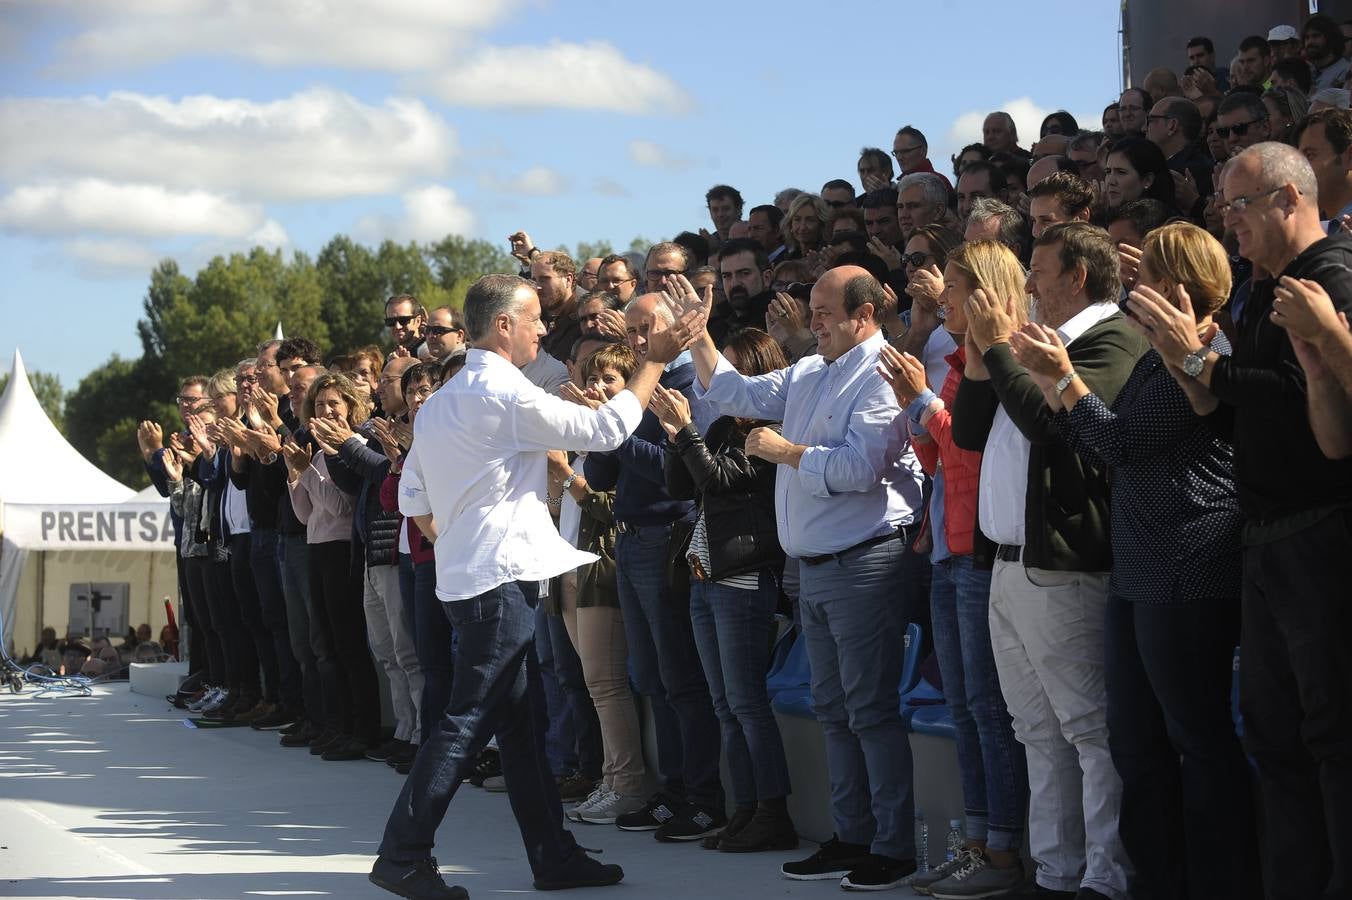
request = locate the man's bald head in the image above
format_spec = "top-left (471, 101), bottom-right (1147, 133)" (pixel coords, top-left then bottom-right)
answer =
top-left (622, 292), bottom-right (674, 360)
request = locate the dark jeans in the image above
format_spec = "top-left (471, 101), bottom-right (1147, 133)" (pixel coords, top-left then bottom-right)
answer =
top-left (279, 534), bottom-right (324, 725)
top-left (1240, 509), bottom-right (1352, 900)
top-left (228, 533), bottom-right (279, 703)
top-left (401, 554), bottom-right (453, 743)
top-left (1105, 590), bottom-right (1258, 900)
top-left (204, 556), bottom-right (259, 697)
top-left (615, 524), bottom-right (724, 809)
top-left (309, 540), bottom-right (380, 743)
top-left (689, 570), bottom-right (791, 806)
top-left (537, 605), bottom-right (603, 779)
top-left (250, 529), bottom-right (301, 710)
top-left (378, 579), bottom-right (580, 876)
top-left (183, 555), bottom-right (225, 686)
top-left (930, 555), bottom-right (1026, 852)
top-left (175, 553), bottom-right (201, 671)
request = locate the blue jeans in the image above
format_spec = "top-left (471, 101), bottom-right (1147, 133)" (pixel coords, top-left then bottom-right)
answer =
top-left (378, 579), bottom-right (580, 876)
top-left (401, 554), bottom-right (453, 742)
top-left (250, 529), bottom-right (301, 710)
top-left (279, 534), bottom-right (324, 725)
top-left (689, 570), bottom-right (791, 806)
top-left (930, 555), bottom-right (1027, 852)
top-left (800, 534), bottom-right (915, 860)
top-left (537, 605), bottom-right (603, 778)
top-left (615, 524), bottom-right (723, 808)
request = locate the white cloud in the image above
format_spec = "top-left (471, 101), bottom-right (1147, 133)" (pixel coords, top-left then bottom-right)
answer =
top-left (0, 179), bottom-right (269, 239)
top-left (592, 177), bottom-right (630, 197)
top-left (419, 41), bottom-right (694, 115)
top-left (479, 166), bottom-right (567, 196)
top-left (61, 238), bottom-right (163, 279)
top-left (21, 0), bottom-right (519, 74)
top-left (356, 185), bottom-right (476, 244)
top-left (941, 97), bottom-right (1101, 164)
top-left (628, 140), bottom-right (697, 171)
top-left (0, 89), bottom-right (457, 202)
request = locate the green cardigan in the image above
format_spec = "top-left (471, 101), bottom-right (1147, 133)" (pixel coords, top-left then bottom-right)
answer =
top-left (951, 313), bottom-right (1148, 573)
top-left (542, 484), bottom-right (621, 615)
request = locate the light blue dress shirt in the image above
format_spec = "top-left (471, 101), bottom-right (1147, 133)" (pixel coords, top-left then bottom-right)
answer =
top-left (693, 330), bottom-right (924, 558)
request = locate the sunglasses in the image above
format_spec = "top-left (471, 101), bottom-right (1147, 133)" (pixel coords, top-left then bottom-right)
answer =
top-left (1214, 118), bottom-right (1265, 139)
top-left (384, 315), bottom-right (418, 328)
top-left (903, 251), bottom-right (933, 267)
top-left (175, 395), bottom-right (206, 405)
top-left (426, 325), bottom-right (462, 337)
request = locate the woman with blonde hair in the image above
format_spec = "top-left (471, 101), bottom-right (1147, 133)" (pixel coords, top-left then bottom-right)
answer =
top-left (1008, 221), bottom-right (1257, 899)
top-left (285, 372), bottom-right (383, 762)
top-left (781, 193), bottom-right (830, 260)
top-left (878, 238), bottom-right (1032, 894)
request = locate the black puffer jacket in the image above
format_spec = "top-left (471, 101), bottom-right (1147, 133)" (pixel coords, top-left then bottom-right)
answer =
top-left (662, 416), bottom-right (783, 582)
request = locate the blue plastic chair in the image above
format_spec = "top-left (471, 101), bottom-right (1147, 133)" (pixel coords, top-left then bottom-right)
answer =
top-left (766, 627), bottom-right (810, 702)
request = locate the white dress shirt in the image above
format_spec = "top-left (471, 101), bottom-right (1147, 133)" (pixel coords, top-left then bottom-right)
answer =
top-left (978, 301), bottom-right (1122, 546)
top-left (398, 349), bottom-right (645, 602)
top-left (694, 330), bottom-right (924, 558)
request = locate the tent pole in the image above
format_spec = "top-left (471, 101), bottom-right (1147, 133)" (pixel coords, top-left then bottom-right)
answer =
top-left (35, 550), bottom-right (45, 650)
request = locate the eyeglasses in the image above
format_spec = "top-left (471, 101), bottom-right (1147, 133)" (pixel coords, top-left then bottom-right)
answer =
top-left (255, 361), bottom-right (277, 370)
top-left (405, 384), bottom-right (439, 400)
top-left (1216, 185), bottom-right (1286, 216)
top-left (426, 325), bottom-right (462, 337)
top-left (598, 275), bottom-right (636, 288)
top-left (903, 251), bottom-right (933, 268)
top-left (175, 395), bottom-right (205, 405)
top-left (384, 315), bottom-right (418, 328)
top-left (236, 375), bottom-right (257, 384)
top-left (891, 145), bottom-right (925, 159)
top-left (1214, 118), bottom-right (1266, 139)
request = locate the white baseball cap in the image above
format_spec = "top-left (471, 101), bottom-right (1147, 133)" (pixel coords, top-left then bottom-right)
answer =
top-left (1268, 25), bottom-right (1300, 42)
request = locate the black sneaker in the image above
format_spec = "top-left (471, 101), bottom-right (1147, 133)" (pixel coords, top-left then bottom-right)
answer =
top-left (280, 721), bottom-right (317, 748)
top-left (366, 738), bottom-right (405, 762)
top-left (556, 771), bottom-right (596, 803)
top-left (308, 729), bottom-right (344, 756)
top-left (395, 757), bottom-right (414, 775)
top-left (279, 716), bottom-right (308, 737)
top-left (251, 706), bottom-right (298, 731)
top-left (532, 849), bottom-right (624, 891)
top-left (323, 737), bottom-right (374, 761)
top-left (840, 853), bottom-right (917, 892)
top-left (369, 855), bottom-right (468, 900)
top-left (654, 802), bottom-right (726, 843)
top-left (717, 804), bottom-right (798, 853)
top-left (465, 748), bottom-right (501, 786)
top-left (388, 742), bottom-right (418, 768)
top-left (702, 806), bottom-right (754, 850)
top-left (781, 836), bottom-right (873, 881)
top-left (615, 792), bottom-right (679, 832)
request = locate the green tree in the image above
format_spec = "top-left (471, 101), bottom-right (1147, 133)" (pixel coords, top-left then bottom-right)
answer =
top-left (63, 355), bottom-right (167, 489)
top-left (0, 367), bottom-right (65, 432)
top-left (426, 235), bottom-right (514, 309)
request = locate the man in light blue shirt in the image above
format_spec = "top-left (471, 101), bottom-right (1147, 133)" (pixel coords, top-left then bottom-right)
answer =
top-left (682, 266), bottom-right (926, 891)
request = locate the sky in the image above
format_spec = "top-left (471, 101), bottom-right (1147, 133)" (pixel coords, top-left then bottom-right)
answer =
top-left (0, 0), bottom-right (1123, 391)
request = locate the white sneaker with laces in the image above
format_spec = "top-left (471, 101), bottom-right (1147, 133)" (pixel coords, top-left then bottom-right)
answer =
top-left (580, 789), bottom-right (647, 825)
top-left (189, 687), bottom-right (223, 713)
top-left (567, 784), bottom-right (608, 823)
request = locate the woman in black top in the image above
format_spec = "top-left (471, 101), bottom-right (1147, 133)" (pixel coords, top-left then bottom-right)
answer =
top-left (1009, 221), bottom-right (1258, 900)
top-left (656, 328), bottom-right (795, 853)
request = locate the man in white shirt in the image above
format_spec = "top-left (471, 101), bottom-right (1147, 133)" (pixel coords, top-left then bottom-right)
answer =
top-left (371, 274), bottom-right (702, 900)
top-left (679, 266), bottom-right (927, 891)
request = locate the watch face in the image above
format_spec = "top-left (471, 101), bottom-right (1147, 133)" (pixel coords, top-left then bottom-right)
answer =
top-left (1183, 354), bottom-right (1205, 377)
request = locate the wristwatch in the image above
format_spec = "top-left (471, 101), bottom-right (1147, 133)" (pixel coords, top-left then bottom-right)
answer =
top-left (560, 473), bottom-right (579, 495)
top-left (1054, 370), bottom-right (1079, 396)
top-left (1182, 346), bottom-right (1209, 378)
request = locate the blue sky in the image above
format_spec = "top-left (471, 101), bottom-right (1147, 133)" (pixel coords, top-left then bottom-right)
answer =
top-left (0, 0), bottom-right (1122, 390)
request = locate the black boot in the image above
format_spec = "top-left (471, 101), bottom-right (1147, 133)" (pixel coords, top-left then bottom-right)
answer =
top-left (717, 798), bottom-right (798, 852)
top-left (702, 805), bottom-right (754, 850)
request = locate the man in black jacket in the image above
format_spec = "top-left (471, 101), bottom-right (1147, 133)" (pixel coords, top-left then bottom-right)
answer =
top-left (952, 223), bottom-right (1145, 900)
top-left (708, 239), bottom-right (773, 347)
top-left (1133, 142), bottom-right (1352, 900)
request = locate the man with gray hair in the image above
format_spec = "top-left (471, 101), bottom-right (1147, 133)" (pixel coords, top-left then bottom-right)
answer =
top-left (896, 172), bottom-right (950, 242)
top-left (1131, 142), bottom-right (1352, 900)
top-left (964, 197), bottom-right (1028, 262)
top-left (372, 273), bottom-right (704, 899)
top-left (983, 111), bottom-right (1027, 156)
top-left (1216, 92), bottom-right (1272, 158)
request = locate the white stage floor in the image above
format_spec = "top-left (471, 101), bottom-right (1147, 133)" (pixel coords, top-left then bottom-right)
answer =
top-left (0, 684), bottom-right (833, 900)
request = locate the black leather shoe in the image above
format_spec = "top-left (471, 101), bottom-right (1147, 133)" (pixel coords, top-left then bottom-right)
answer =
top-left (702, 806), bottom-right (754, 850)
top-left (308, 729), bottom-right (344, 756)
top-left (532, 849), bottom-right (624, 891)
top-left (369, 855), bottom-right (468, 900)
top-left (717, 805), bottom-right (798, 852)
top-left (322, 737), bottom-right (373, 761)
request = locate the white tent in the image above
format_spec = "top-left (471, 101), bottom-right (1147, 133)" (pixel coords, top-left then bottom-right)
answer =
top-left (0, 350), bottom-right (177, 653)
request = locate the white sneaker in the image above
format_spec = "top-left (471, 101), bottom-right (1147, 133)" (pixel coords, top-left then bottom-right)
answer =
top-left (580, 789), bottom-right (647, 825)
top-left (189, 687), bottom-right (223, 713)
top-left (567, 784), bottom-right (609, 822)
top-left (200, 689), bottom-right (231, 713)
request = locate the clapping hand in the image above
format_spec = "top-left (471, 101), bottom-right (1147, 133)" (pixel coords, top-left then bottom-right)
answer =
top-left (136, 421), bottom-right (163, 461)
top-left (868, 237), bottom-right (902, 272)
top-left (161, 447), bottom-right (183, 482)
top-left (1124, 283), bottom-right (1207, 367)
top-left (560, 382), bottom-right (603, 410)
top-left (311, 416), bottom-right (354, 451)
top-left (766, 292), bottom-right (809, 346)
top-left (660, 273), bottom-right (713, 321)
top-left (876, 344), bottom-right (929, 406)
top-left (965, 288), bottom-right (1017, 352)
top-left (1009, 322), bottom-right (1073, 380)
top-left (648, 385), bottom-right (692, 438)
top-left (185, 413), bottom-right (215, 456)
top-left (368, 417), bottom-right (403, 465)
top-left (1118, 243), bottom-right (1144, 290)
top-left (1271, 277), bottom-right (1351, 380)
top-left (862, 172), bottom-right (891, 193)
top-left (594, 307), bottom-right (628, 340)
top-left (905, 263), bottom-right (944, 307)
top-left (252, 389), bottom-right (281, 430)
top-left (280, 438), bottom-right (312, 480)
top-left (1171, 170), bottom-right (1200, 212)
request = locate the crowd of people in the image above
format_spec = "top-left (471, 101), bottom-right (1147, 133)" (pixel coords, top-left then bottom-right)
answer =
top-left (131, 18), bottom-right (1352, 900)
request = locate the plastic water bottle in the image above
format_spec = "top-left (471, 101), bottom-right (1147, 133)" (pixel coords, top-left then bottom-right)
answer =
top-left (944, 819), bottom-right (963, 862)
top-left (914, 810), bottom-right (929, 872)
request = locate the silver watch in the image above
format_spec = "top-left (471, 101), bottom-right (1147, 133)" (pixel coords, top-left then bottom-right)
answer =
top-left (1054, 370), bottom-right (1079, 395)
top-left (1182, 347), bottom-right (1209, 378)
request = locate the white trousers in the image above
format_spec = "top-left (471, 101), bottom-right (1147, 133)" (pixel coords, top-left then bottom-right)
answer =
top-left (364, 563), bottom-right (424, 744)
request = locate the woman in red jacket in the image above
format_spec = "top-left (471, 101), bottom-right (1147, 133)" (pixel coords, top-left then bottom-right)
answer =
top-left (878, 240), bottom-right (1032, 896)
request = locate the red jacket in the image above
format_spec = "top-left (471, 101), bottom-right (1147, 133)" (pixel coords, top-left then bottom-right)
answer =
top-left (380, 470), bottom-right (435, 565)
top-left (906, 157), bottom-right (953, 191)
top-left (911, 345), bottom-right (981, 556)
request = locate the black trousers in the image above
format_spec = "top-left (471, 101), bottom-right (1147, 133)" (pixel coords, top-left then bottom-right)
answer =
top-left (204, 555), bottom-right (259, 697)
top-left (1240, 508), bottom-right (1352, 900)
top-left (228, 533), bottom-right (280, 703)
top-left (183, 555), bottom-right (225, 687)
top-left (308, 540), bottom-right (380, 743)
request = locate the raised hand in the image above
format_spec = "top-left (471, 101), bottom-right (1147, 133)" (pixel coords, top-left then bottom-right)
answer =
top-left (766, 291), bottom-right (810, 346)
top-left (905, 263), bottom-right (944, 308)
top-left (595, 308), bottom-right (627, 340)
top-left (136, 421), bottom-right (164, 461)
top-left (560, 382), bottom-right (603, 410)
top-left (280, 438), bottom-right (313, 480)
top-left (963, 331), bottom-right (990, 381)
top-left (161, 447), bottom-right (183, 481)
top-left (965, 288), bottom-right (1016, 352)
top-left (312, 416), bottom-right (354, 448)
top-left (876, 344), bottom-right (929, 406)
top-left (1118, 243), bottom-right (1144, 289)
top-left (252, 389), bottom-right (281, 429)
top-left (646, 308), bottom-right (707, 365)
top-left (1125, 282), bottom-right (1204, 367)
top-left (1271, 276), bottom-right (1348, 344)
top-left (1171, 170), bottom-right (1200, 212)
top-left (508, 230), bottom-right (536, 262)
top-left (1008, 322), bottom-right (1073, 379)
top-left (868, 236), bottom-right (902, 271)
top-left (368, 417), bottom-right (403, 464)
top-left (649, 384), bottom-right (692, 437)
top-left (660, 273), bottom-right (712, 321)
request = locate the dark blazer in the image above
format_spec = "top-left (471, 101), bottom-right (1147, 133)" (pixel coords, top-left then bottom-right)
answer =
top-left (951, 312), bottom-right (1148, 572)
top-left (662, 416), bottom-right (784, 582)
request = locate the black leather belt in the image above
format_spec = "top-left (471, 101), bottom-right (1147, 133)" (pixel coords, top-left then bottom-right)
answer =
top-left (616, 522), bottom-right (668, 535)
top-left (801, 524), bottom-right (912, 567)
top-left (995, 544), bottom-right (1022, 562)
